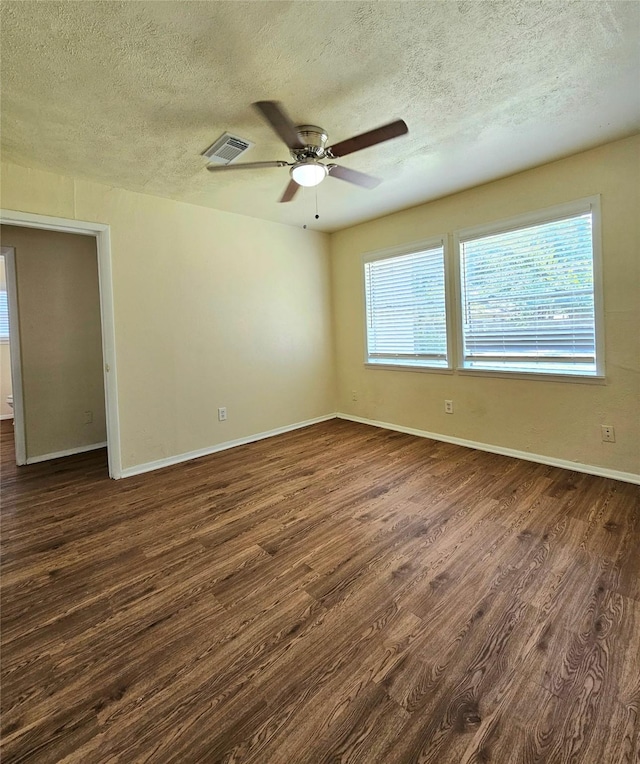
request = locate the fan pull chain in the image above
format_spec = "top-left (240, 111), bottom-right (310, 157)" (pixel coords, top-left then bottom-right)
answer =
top-left (303, 187), bottom-right (320, 229)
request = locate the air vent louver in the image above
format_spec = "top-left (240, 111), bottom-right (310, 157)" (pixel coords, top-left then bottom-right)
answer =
top-left (202, 133), bottom-right (254, 165)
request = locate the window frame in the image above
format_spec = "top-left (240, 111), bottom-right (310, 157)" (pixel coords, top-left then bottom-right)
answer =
top-left (361, 236), bottom-right (453, 373)
top-left (452, 196), bottom-right (605, 382)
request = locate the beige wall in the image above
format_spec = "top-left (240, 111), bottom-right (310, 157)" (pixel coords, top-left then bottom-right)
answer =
top-left (0, 163), bottom-right (336, 471)
top-left (0, 256), bottom-right (12, 418)
top-left (1, 226), bottom-right (107, 458)
top-left (331, 135), bottom-right (640, 477)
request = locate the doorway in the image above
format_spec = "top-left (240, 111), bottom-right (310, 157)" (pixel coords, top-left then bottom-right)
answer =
top-left (1, 247), bottom-right (24, 464)
top-left (0, 253), bottom-right (15, 427)
top-left (0, 210), bottom-right (121, 478)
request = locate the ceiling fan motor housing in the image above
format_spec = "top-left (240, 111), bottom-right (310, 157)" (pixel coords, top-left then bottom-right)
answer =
top-left (293, 125), bottom-right (328, 159)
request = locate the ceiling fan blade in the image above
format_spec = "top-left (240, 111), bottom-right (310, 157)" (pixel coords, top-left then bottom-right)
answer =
top-left (279, 179), bottom-right (300, 203)
top-left (253, 101), bottom-right (305, 150)
top-left (328, 164), bottom-right (381, 189)
top-left (206, 161), bottom-right (288, 172)
top-left (327, 120), bottom-right (408, 158)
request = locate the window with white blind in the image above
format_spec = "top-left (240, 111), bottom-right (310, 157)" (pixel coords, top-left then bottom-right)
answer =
top-left (364, 240), bottom-right (449, 369)
top-left (456, 198), bottom-right (602, 377)
top-left (0, 291), bottom-right (9, 342)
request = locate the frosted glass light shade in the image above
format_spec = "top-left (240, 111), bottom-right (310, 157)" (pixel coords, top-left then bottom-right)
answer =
top-left (291, 162), bottom-right (327, 187)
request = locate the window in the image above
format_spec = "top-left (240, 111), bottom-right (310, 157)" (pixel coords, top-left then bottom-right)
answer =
top-left (364, 240), bottom-right (449, 369)
top-left (0, 290), bottom-right (9, 342)
top-left (456, 198), bottom-right (602, 377)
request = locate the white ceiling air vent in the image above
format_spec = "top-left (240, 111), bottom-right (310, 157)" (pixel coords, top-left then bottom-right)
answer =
top-left (201, 133), bottom-right (254, 165)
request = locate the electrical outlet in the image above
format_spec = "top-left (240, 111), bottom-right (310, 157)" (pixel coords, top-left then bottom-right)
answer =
top-left (218, 407), bottom-right (227, 422)
top-left (351, 390), bottom-right (358, 401)
top-left (444, 400), bottom-right (454, 414)
top-left (83, 410), bottom-right (93, 424)
top-left (601, 425), bottom-right (615, 443)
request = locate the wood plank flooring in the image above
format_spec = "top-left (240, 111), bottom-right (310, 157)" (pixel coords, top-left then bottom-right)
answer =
top-left (1, 418), bottom-right (639, 763)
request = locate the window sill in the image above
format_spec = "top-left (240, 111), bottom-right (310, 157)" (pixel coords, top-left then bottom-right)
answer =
top-left (455, 367), bottom-right (606, 384)
top-left (363, 362), bottom-right (606, 383)
top-left (365, 362), bottom-right (454, 374)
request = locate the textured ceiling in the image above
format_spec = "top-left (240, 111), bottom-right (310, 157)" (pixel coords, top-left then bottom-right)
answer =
top-left (1, 1), bottom-right (639, 232)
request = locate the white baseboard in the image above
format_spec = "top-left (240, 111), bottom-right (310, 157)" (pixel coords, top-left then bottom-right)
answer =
top-left (0, 413), bottom-right (14, 420)
top-left (26, 441), bottom-right (108, 465)
top-left (111, 410), bottom-right (640, 485)
top-left (119, 414), bottom-right (337, 479)
top-left (337, 413), bottom-right (640, 486)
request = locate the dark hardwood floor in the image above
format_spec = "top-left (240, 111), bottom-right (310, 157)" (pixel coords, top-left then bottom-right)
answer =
top-left (1, 418), bottom-right (639, 763)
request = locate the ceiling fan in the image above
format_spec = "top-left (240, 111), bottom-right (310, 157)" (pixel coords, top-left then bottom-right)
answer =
top-left (206, 101), bottom-right (409, 203)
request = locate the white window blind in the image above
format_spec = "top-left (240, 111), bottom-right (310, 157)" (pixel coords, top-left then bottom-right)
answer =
top-left (364, 244), bottom-right (448, 368)
top-left (459, 210), bottom-right (598, 375)
top-left (0, 291), bottom-right (9, 341)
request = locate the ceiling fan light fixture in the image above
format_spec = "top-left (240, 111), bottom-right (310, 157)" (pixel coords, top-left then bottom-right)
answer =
top-left (290, 161), bottom-right (327, 187)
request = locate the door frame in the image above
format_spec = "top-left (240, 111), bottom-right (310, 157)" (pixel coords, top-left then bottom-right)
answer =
top-left (0, 209), bottom-right (122, 478)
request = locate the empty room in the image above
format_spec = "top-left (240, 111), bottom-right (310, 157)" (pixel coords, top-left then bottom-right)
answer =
top-left (1, 1), bottom-right (639, 762)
